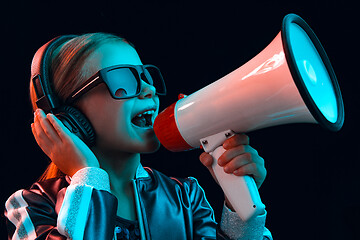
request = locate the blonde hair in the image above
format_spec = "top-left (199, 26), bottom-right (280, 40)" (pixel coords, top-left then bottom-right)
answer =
top-left (30, 33), bottom-right (131, 181)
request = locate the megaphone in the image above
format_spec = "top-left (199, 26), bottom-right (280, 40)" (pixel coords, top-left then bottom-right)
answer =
top-left (153, 14), bottom-right (344, 221)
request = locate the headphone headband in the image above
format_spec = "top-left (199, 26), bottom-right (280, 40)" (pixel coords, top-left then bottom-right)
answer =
top-left (31, 35), bottom-right (78, 112)
top-left (30, 34), bottom-right (96, 146)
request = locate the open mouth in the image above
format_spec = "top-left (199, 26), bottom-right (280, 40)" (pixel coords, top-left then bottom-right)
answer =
top-left (131, 110), bottom-right (155, 128)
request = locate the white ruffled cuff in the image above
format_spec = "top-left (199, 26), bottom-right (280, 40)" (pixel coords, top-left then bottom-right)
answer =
top-left (220, 203), bottom-right (272, 240)
top-left (70, 167), bottom-right (110, 192)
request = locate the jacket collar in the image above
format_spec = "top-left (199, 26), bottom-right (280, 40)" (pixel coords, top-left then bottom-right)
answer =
top-left (135, 163), bottom-right (150, 179)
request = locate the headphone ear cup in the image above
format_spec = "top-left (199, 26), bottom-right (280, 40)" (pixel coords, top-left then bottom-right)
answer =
top-left (54, 106), bottom-right (96, 147)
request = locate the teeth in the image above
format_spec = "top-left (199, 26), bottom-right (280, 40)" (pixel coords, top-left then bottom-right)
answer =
top-left (136, 110), bottom-right (155, 118)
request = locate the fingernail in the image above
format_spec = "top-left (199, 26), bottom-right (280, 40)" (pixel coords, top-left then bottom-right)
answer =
top-left (39, 110), bottom-right (47, 118)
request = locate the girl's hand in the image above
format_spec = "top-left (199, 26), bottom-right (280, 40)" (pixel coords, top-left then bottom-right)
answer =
top-left (31, 108), bottom-right (99, 177)
top-left (199, 133), bottom-right (267, 189)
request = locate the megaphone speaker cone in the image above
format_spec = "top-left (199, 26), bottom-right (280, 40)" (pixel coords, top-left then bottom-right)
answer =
top-left (281, 14), bottom-right (344, 131)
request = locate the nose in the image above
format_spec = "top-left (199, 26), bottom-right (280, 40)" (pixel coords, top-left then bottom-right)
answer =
top-left (139, 80), bottom-right (156, 99)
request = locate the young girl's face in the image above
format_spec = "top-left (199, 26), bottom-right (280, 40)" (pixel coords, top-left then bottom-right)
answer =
top-left (76, 41), bottom-right (161, 154)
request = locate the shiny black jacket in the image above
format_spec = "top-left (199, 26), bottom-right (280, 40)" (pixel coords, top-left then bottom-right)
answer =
top-left (5, 166), bottom-right (233, 239)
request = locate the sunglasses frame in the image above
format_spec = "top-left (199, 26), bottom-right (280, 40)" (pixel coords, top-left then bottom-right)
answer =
top-left (65, 64), bottom-right (166, 104)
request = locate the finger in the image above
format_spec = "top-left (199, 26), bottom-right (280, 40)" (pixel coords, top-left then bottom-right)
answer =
top-left (218, 145), bottom-right (246, 166)
top-left (31, 122), bottom-right (41, 146)
top-left (31, 122), bottom-right (40, 145)
top-left (199, 152), bottom-right (213, 168)
top-left (46, 113), bottom-right (73, 141)
top-left (30, 122), bottom-right (37, 139)
top-left (33, 111), bottom-right (50, 143)
top-left (233, 163), bottom-right (257, 177)
top-left (31, 119), bottom-right (52, 156)
top-left (233, 162), bottom-right (265, 179)
top-left (218, 145), bottom-right (258, 167)
top-left (37, 109), bottom-right (61, 143)
top-left (233, 163), bottom-right (266, 188)
top-left (223, 153), bottom-right (252, 173)
top-left (223, 133), bottom-right (250, 149)
top-left (199, 152), bottom-right (218, 185)
top-left (252, 154), bottom-right (265, 167)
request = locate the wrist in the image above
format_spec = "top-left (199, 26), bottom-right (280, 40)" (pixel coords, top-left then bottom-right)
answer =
top-left (69, 161), bottom-right (100, 177)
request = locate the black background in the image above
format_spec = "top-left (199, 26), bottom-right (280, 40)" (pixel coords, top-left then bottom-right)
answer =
top-left (1, 0), bottom-right (359, 239)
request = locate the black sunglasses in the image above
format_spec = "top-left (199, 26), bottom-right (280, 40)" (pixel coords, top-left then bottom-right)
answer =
top-left (65, 64), bottom-right (166, 104)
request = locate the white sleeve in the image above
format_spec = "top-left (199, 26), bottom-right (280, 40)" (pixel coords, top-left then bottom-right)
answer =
top-left (220, 203), bottom-right (273, 240)
top-left (57, 167), bottom-right (111, 240)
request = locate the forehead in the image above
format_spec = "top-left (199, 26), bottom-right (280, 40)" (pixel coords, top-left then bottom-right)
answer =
top-left (85, 41), bottom-right (143, 71)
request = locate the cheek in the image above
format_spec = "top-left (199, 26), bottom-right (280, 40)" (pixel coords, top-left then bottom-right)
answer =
top-left (76, 90), bottom-right (130, 144)
top-left (77, 92), bottom-right (158, 152)
top-left (93, 100), bottom-right (132, 143)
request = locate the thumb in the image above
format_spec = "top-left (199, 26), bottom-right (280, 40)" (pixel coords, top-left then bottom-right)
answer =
top-left (199, 152), bottom-right (219, 185)
top-left (199, 152), bottom-right (213, 168)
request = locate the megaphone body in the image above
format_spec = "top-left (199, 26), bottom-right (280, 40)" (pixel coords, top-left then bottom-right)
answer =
top-left (154, 14), bottom-right (344, 221)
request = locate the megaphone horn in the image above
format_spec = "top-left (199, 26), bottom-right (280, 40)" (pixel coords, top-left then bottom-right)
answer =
top-left (154, 13), bottom-right (344, 221)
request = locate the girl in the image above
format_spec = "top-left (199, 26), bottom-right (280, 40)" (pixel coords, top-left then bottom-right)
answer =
top-left (5, 33), bottom-right (272, 240)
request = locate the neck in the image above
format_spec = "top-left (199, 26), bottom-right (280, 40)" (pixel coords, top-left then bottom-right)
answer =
top-left (92, 147), bottom-right (141, 194)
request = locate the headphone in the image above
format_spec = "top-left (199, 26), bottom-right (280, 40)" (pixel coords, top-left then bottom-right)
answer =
top-left (30, 35), bottom-right (96, 146)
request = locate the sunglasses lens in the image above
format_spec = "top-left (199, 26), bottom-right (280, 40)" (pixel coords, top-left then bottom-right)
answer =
top-left (144, 66), bottom-right (166, 95)
top-left (106, 68), bottom-right (139, 98)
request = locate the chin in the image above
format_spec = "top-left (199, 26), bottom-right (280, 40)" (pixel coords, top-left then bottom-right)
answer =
top-left (141, 138), bottom-right (161, 153)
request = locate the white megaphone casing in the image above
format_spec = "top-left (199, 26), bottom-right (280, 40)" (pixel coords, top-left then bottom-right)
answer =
top-left (154, 14), bottom-right (344, 221)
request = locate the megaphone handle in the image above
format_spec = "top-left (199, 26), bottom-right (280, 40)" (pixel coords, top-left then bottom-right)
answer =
top-left (210, 146), bottom-right (265, 221)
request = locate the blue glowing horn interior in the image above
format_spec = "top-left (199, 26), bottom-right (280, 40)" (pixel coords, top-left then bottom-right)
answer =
top-left (282, 14), bottom-right (344, 131)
